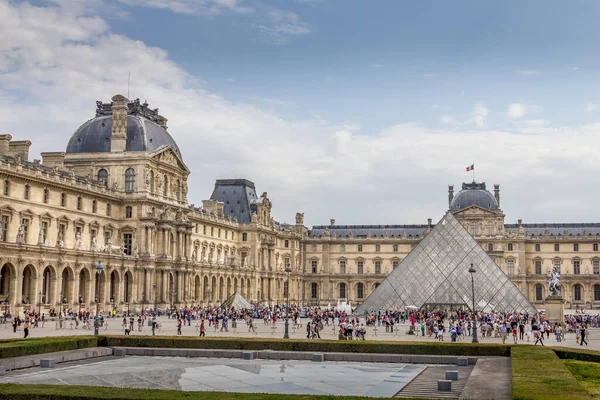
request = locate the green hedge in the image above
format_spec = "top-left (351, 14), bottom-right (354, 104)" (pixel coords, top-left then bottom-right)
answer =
top-left (99, 336), bottom-right (510, 357)
top-left (511, 346), bottom-right (590, 400)
top-left (554, 348), bottom-right (600, 364)
top-left (0, 337), bottom-right (98, 359)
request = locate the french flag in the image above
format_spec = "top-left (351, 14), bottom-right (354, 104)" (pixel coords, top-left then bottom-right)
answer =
top-left (466, 164), bottom-right (474, 172)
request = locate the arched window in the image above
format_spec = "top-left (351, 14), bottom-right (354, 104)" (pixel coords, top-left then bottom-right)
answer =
top-left (375, 260), bottom-right (381, 274)
top-left (488, 243), bottom-right (494, 252)
top-left (124, 168), bottom-right (135, 193)
top-left (535, 284), bottom-right (543, 301)
top-left (594, 284), bottom-right (600, 301)
top-left (535, 260), bottom-right (542, 275)
top-left (339, 283), bottom-right (346, 299)
top-left (311, 283), bottom-right (318, 299)
top-left (357, 283), bottom-right (364, 299)
top-left (283, 281), bottom-right (289, 298)
top-left (97, 169), bottom-right (108, 186)
top-left (508, 243), bottom-right (513, 251)
top-left (574, 284), bottom-right (582, 301)
top-left (470, 222), bottom-right (478, 236)
top-left (507, 259), bottom-right (515, 275)
top-left (163, 175), bottom-right (168, 196)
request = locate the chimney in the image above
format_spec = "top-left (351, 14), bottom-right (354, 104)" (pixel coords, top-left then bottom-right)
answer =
top-left (494, 184), bottom-right (500, 206)
top-left (157, 115), bottom-right (168, 131)
top-left (41, 152), bottom-right (65, 168)
top-left (448, 185), bottom-right (454, 206)
top-left (110, 94), bottom-right (128, 152)
top-left (428, 218), bottom-right (432, 226)
top-left (330, 219), bottom-right (335, 226)
top-left (0, 134), bottom-right (12, 155)
top-left (8, 140), bottom-right (32, 160)
top-left (518, 219), bottom-right (522, 226)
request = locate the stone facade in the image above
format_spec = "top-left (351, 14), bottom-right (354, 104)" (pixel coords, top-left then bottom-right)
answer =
top-left (0, 95), bottom-right (598, 315)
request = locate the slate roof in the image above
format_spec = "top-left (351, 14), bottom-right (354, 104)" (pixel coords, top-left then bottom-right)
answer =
top-left (450, 182), bottom-right (499, 211)
top-left (505, 223), bottom-right (600, 237)
top-left (308, 225), bottom-right (430, 238)
top-left (209, 179), bottom-right (259, 224)
top-left (66, 115), bottom-right (181, 156)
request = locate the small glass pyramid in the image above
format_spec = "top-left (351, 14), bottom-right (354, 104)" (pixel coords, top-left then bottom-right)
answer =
top-left (355, 212), bottom-right (537, 314)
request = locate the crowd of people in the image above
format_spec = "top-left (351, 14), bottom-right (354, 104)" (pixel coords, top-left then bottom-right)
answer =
top-left (3, 303), bottom-right (598, 347)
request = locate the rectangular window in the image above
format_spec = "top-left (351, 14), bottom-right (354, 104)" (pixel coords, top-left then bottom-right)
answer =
top-left (535, 243), bottom-right (540, 252)
top-left (106, 203), bottom-right (111, 216)
top-left (393, 244), bottom-right (398, 252)
top-left (60, 193), bottom-right (66, 207)
top-left (507, 259), bottom-right (514, 275)
top-left (311, 284), bottom-right (317, 298)
top-left (358, 244), bottom-right (363, 252)
top-left (554, 243), bottom-right (560, 252)
top-left (574, 260), bottom-right (580, 275)
top-left (125, 206), bottom-right (132, 218)
top-left (535, 260), bottom-right (542, 275)
top-left (393, 260), bottom-right (399, 269)
top-left (123, 233), bottom-right (132, 256)
top-left (24, 185), bottom-right (29, 200)
top-left (594, 243), bottom-right (599, 252)
top-left (375, 261), bottom-right (381, 274)
top-left (574, 243), bottom-right (579, 252)
top-left (311, 260), bottom-right (318, 273)
top-left (75, 226), bottom-right (81, 237)
top-left (43, 189), bottom-right (48, 204)
top-left (3, 180), bottom-right (9, 196)
top-left (340, 260), bottom-right (346, 274)
top-left (0, 215), bottom-right (8, 241)
top-left (242, 232), bottom-right (247, 241)
top-left (553, 259), bottom-right (561, 274)
top-left (311, 244), bottom-right (317, 252)
top-left (218, 228), bottom-right (221, 238)
top-left (375, 244), bottom-right (380, 252)
top-left (92, 200), bottom-right (97, 213)
top-left (21, 218), bottom-right (29, 241)
top-left (357, 261), bottom-right (363, 274)
top-left (225, 230), bottom-right (227, 239)
top-left (284, 240), bottom-right (289, 248)
top-left (340, 244), bottom-right (345, 252)
top-left (203, 225), bottom-right (207, 235)
top-left (104, 231), bottom-right (111, 246)
top-left (77, 197), bottom-right (82, 211)
top-left (210, 227), bottom-right (214, 236)
top-left (594, 260), bottom-right (599, 275)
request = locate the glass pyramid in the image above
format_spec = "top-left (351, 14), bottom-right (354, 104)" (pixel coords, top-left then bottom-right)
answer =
top-left (355, 212), bottom-right (537, 314)
top-left (221, 291), bottom-right (254, 310)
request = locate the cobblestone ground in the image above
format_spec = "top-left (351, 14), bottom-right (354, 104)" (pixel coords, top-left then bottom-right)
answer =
top-left (1, 316), bottom-right (598, 351)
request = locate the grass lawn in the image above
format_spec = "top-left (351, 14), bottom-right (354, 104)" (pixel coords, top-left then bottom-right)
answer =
top-left (511, 346), bottom-right (590, 400)
top-left (564, 360), bottom-right (600, 398)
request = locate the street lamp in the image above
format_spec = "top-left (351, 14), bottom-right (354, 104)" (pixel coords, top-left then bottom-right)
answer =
top-left (283, 264), bottom-right (292, 339)
top-left (171, 290), bottom-right (175, 313)
top-left (153, 284), bottom-right (157, 313)
top-left (95, 260), bottom-right (103, 317)
top-left (468, 263), bottom-right (479, 344)
top-left (127, 291), bottom-right (131, 317)
top-left (37, 290), bottom-right (43, 316)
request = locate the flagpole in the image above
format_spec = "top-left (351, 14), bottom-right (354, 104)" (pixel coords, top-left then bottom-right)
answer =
top-left (472, 161), bottom-right (475, 182)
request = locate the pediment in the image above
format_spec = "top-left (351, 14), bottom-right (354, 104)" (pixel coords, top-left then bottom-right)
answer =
top-left (453, 204), bottom-right (498, 217)
top-left (74, 218), bottom-right (86, 226)
top-left (19, 208), bottom-right (36, 218)
top-left (150, 146), bottom-right (189, 173)
top-left (0, 205), bottom-right (16, 214)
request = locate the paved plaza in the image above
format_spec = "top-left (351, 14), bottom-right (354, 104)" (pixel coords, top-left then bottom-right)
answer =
top-left (0, 356), bottom-right (426, 397)
top-left (2, 315), bottom-right (599, 351)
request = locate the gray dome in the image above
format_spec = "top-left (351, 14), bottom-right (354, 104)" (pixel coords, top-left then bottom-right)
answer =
top-left (450, 182), bottom-right (499, 211)
top-left (66, 115), bottom-right (181, 156)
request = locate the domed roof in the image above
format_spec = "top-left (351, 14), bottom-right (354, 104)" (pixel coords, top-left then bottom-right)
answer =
top-left (65, 98), bottom-right (181, 156)
top-left (450, 182), bottom-right (499, 211)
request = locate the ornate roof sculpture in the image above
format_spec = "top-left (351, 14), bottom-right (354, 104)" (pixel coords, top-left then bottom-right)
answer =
top-left (355, 212), bottom-right (537, 314)
top-left (221, 291), bottom-right (253, 310)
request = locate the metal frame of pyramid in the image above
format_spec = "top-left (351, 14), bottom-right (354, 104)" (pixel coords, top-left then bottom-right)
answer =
top-left (355, 212), bottom-right (537, 314)
top-left (221, 291), bottom-right (254, 310)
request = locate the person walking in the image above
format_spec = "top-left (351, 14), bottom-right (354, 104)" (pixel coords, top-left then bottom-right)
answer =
top-left (199, 318), bottom-right (206, 337)
top-left (580, 325), bottom-right (588, 346)
top-left (151, 320), bottom-right (157, 336)
top-left (176, 318), bottom-right (182, 335)
top-left (23, 320), bottom-right (29, 338)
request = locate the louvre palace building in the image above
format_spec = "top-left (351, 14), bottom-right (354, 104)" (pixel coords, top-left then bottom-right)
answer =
top-left (0, 94), bottom-right (599, 316)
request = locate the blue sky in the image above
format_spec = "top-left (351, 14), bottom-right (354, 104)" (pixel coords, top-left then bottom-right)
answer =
top-left (2, 0), bottom-right (600, 225)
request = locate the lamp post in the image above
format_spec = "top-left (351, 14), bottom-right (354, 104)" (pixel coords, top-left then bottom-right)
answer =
top-left (171, 290), bottom-right (175, 313)
top-left (468, 263), bottom-right (479, 344)
top-left (127, 291), bottom-right (131, 317)
top-left (283, 264), bottom-right (291, 339)
top-left (38, 290), bottom-right (42, 316)
top-left (94, 260), bottom-right (103, 336)
top-left (152, 284), bottom-right (157, 313)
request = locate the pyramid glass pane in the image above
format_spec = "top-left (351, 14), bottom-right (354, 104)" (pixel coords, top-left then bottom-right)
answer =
top-left (355, 212), bottom-right (537, 314)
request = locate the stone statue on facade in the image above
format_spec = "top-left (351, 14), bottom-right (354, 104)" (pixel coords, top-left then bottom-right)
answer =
top-left (38, 228), bottom-right (44, 245)
top-left (145, 172), bottom-right (151, 190)
top-left (90, 234), bottom-right (98, 251)
top-left (16, 224), bottom-right (25, 245)
top-left (74, 232), bottom-right (82, 250)
top-left (251, 212), bottom-right (258, 224)
top-left (548, 266), bottom-right (562, 297)
top-left (295, 212), bottom-right (304, 225)
top-left (56, 230), bottom-right (64, 248)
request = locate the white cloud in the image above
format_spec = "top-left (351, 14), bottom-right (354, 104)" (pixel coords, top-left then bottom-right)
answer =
top-left (257, 9), bottom-right (311, 44)
top-left (516, 70), bottom-right (542, 76)
top-left (471, 103), bottom-right (488, 128)
top-left (3, 1), bottom-right (600, 224)
top-left (116, 0), bottom-right (252, 16)
top-left (506, 103), bottom-right (526, 118)
top-left (587, 102), bottom-right (598, 112)
top-left (440, 115), bottom-right (457, 125)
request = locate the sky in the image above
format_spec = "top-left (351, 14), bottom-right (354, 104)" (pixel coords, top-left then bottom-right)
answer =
top-left (2, 0), bottom-right (600, 226)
